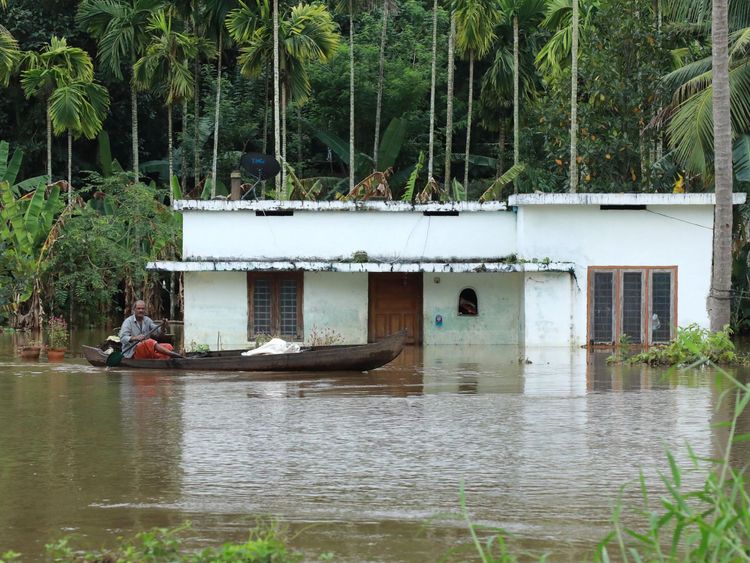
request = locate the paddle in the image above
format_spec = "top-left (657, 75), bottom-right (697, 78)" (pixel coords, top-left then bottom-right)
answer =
top-left (106, 322), bottom-right (165, 367)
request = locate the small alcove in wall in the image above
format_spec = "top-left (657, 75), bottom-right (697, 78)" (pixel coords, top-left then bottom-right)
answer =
top-left (458, 288), bottom-right (478, 316)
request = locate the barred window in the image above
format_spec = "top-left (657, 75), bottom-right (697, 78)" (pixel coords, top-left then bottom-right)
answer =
top-left (247, 272), bottom-right (303, 339)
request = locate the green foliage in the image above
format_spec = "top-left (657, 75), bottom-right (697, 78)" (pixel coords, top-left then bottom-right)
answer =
top-left (46, 315), bottom-right (68, 348)
top-left (401, 151), bottom-right (424, 202)
top-left (42, 521), bottom-right (301, 562)
top-left (617, 324), bottom-right (740, 366)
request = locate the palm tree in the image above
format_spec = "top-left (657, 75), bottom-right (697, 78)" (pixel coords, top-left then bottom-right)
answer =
top-left (498, 0), bottom-right (547, 192)
top-left (0, 22), bottom-right (20, 87)
top-left (204, 0), bottom-right (239, 197)
top-left (427, 0), bottom-right (439, 181)
top-left (21, 37), bottom-right (94, 182)
top-left (372, 0), bottom-right (390, 171)
top-left (227, 0), bottom-right (340, 192)
top-left (569, 0), bottom-right (578, 192)
top-left (453, 0), bottom-right (500, 193)
top-left (76, 0), bottom-right (164, 184)
top-left (133, 9), bottom-right (211, 203)
top-left (710, 0), bottom-right (733, 330)
top-left (444, 13), bottom-right (455, 189)
top-left (49, 79), bottom-right (110, 203)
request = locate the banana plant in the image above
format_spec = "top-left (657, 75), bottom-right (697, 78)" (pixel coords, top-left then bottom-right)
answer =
top-left (0, 140), bottom-right (48, 195)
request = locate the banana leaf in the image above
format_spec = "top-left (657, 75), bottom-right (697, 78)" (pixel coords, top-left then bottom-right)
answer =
top-left (0, 141), bottom-right (22, 185)
top-left (451, 153), bottom-right (499, 168)
top-left (377, 117), bottom-right (407, 171)
top-left (97, 130), bottom-right (113, 177)
top-left (734, 135), bottom-right (750, 182)
top-left (13, 176), bottom-right (49, 196)
top-left (479, 164), bottom-right (527, 202)
top-left (401, 152), bottom-right (425, 203)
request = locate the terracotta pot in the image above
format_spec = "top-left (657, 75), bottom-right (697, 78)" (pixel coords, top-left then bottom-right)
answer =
top-left (46, 348), bottom-right (66, 362)
top-left (19, 346), bottom-right (41, 360)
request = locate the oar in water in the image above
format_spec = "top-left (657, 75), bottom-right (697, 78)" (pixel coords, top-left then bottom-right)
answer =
top-left (106, 323), bottom-right (165, 367)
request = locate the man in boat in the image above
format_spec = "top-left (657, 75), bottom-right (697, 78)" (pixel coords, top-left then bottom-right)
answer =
top-left (119, 300), bottom-right (181, 359)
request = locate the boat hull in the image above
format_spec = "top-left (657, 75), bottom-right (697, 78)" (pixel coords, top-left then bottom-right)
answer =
top-left (81, 331), bottom-right (406, 372)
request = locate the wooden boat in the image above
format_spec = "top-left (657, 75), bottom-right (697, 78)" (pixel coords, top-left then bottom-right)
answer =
top-left (81, 330), bottom-right (407, 372)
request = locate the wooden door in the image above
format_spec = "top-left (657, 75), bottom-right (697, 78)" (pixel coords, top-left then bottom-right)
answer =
top-left (368, 273), bottom-right (422, 344)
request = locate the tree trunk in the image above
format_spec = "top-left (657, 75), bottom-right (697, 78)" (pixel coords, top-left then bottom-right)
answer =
top-left (263, 71), bottom-right (269, 154)
top-left (181, 98), bottom-right (188, 193)
top-left (67, 130), bottom-right (72, 205)
top-left (463, 50), bottom-right (474, 196)
top-left (348, 0), bottom-right (355, 190)
top-left (211, 28), bottom-right (223, 199)
top-left (46, 100), bottom-right (52, 181)
top-left (444, 13), bottom-right (456, 191)
top-left (708, 0), bottom-right (733, 331)
top-left (373, 0), bottom-right (388, 171)
top-left (569, 0), bottom-right (579, 193)
top-left (297, 105), bottom-right (303, 176)
top-left (273, 0), bottom-right (281, 197)
top-left (282, 86), bottom-right (287, 189)
top-left (168, 103), bottom-right (174, 206)
top-left (427, 0), bottom-right (438, 181)
top-left (497, 122), bottom-right (505, 178)
top-left (131, 80), bottom-right (139, 183)
top-left (513, 15), bottom-right (519, 194)
top-left (193, 3), bottom-right (200, 189)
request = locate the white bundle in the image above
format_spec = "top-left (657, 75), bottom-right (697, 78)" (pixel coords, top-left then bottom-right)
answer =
top-left (241, 338), bottom-right (301, 357)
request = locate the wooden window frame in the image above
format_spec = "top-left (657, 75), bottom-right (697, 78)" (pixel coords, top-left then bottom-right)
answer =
top-left (587, 266), bottom-right (677, 347)
top-left (247, 271), bottom-right (303, 340)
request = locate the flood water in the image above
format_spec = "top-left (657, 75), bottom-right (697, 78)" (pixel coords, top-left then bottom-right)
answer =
top-left (0, 329), bottom-right (748, 561)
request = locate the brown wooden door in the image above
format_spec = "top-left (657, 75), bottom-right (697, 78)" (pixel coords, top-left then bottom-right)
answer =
top-left (368, 273), bottom-right (422, 344)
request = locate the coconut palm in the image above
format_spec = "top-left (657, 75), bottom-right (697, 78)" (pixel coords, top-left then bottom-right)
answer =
top-left (76, 0), bottom-right (164, 184)
top-left (48, 79), bottom-right (110, 203)
top-left (444, 12), bottom-right (456, 188)
top-left (453, 0), bottom-right (500, 193)
top-left (227, 0), bottom-right (339, 191)
top-left (133, 9), bottom-right (212, 203)
top-left (21, 37), bottom-right (94, 182)
top-left (710, 0), bottom-right (733, 330)
top-left (659, 1), bottom-right (750, 176)
top-left (497, 0), bottom-right (547, 192)
top-left (427, 0), bottom-right (439, 181)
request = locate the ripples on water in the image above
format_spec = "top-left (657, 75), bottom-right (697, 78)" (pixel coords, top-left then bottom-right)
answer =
top-left (0, 331), bottom-right (746, 561)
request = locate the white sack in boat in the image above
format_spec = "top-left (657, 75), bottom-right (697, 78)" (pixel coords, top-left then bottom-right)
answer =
top-left (241, 338), bottom-right (301, 356)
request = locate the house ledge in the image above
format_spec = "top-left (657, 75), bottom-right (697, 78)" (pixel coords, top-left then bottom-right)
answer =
top-left (173, 200), bottom-right (508, 212)
top-left (508, 192), bottom-right (747, 206)
top-left (147, 260), bottom-right (574, 273)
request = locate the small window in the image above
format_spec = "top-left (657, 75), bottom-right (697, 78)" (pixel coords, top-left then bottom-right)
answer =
top-left (458, 288), bottom-right (478, 316)
top-left (247, 272), bottom-right (303, 339)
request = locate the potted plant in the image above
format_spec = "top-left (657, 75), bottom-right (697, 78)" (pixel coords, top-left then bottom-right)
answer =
top-left (19, 336), bottom-right (43, 360)
top-left (46, 316), bottom-right (69, 361)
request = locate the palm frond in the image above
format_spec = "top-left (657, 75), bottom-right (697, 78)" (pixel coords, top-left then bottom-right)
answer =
top-left (667, 84), bottom-right (714, 175)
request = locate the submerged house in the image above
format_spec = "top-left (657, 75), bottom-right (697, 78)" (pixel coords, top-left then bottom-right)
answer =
top-left (150, 192), bottom-right (746, 349)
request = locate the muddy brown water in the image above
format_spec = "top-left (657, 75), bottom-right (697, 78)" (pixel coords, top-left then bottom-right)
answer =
top-left (0, 329), bottom-right (748, 561)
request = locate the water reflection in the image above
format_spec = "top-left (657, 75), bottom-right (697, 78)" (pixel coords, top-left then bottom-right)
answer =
top-left (0, 333), bottom-right (748, 562)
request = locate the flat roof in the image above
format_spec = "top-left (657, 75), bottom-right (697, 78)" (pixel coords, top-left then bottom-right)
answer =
top-left (508, 193), bottom-right (747, 205)
top-left (148, 260), bottom-right (574, 273)
top-left (173, 200), bottom-right (508, 212)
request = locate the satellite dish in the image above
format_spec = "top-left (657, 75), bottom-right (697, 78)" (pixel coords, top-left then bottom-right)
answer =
top-left (240, 153), bottom-right (281, 180)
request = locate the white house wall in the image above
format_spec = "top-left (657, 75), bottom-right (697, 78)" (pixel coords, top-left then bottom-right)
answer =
top-left (422, 273), bottom-right (523, 345)
top-left (516, 204), bottom-right (715, 344)
top-left (523, 272), bottom-right (575, 346)
top-left (303, 272), bottom-right (368, 344)
top-left (184, 271), bottom-right (250, 350)
top-left (182, 210), bottom-right (517, 262)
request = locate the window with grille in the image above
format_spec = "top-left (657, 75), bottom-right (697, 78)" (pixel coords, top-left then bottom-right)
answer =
top-left (588, 267), bottom-right (676, 346)
top-left (247, 272), bottom-right (303, 339)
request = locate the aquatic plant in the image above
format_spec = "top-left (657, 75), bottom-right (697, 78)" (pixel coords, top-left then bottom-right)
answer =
top-left (41, 521), bottom-right (301, 562)
top-left (608, 324), bottom-right (741, 366)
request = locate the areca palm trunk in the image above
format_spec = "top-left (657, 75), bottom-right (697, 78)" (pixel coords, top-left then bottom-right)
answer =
top-left (282, 86), bottom-right (287, 188)
top-left (444, 13), bottom-right (455, 191)
top-left (427, 0), bottom-right (438, 180)
top-left (131, 80), bottom-right (139, 183)
top-left (181, 98), bottom-right (188, 193)
top-left (46, 100), bottom-right (52, 180)
top-left (569, 0), bottom-right (579, 193)
top-left (709, 0), bottom-right (732, 330)
top-left (193, 5), bottom-right (200, 189)
top-left (67, 130), bottom-right (72, 205)
top-left (211, 29), bottom-right (223, 198)
top-left (168, 103), bottom-right (174, 206)
top-left (373, 0), bottom-right (388, 170)
top-left (348, 0), bottom-right (355, 190)
top-left (273, 0), bottom-right (281, 197)
top-left (463, 50), bottom-right (474, 196)
top-left (513, 15), bottom-right (519, 193)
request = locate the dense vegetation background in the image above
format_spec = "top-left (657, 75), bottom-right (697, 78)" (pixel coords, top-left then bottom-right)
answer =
top-left (1, 0), bottom-right (749, 328)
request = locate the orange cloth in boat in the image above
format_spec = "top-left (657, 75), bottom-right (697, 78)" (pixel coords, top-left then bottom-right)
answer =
top-left (133, 338), bottom-right (174, 360)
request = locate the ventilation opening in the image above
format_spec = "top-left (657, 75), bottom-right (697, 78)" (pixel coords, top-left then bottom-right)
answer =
top-left (256, 210), bottom-right (294, 216)
top-left (458, 288), bottom-right (478, 316)
top-left (599, 205), bottom-right (646, 211)
top-left (423, 211), bottom-right (459, 216)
